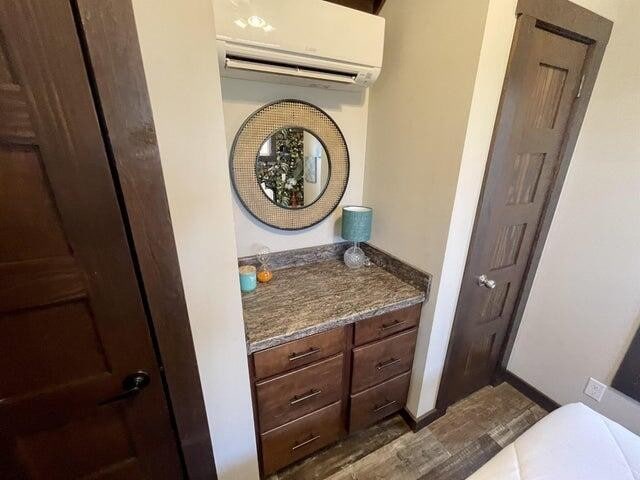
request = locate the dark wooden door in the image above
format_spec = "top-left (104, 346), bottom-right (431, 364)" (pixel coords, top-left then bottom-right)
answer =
top-left (438, 22), bottom-right (589, 408)
top-left (0, 1), bottom-right (183, 478)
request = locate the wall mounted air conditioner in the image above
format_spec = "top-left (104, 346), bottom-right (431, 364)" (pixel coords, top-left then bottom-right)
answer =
top-left (214, 0), bottom-right (385, 91)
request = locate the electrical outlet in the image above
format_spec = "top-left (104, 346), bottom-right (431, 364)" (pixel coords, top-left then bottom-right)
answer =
top-left (584, 377), bottom-right (607, 402)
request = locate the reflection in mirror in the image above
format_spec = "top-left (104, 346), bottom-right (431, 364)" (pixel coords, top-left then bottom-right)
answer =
top-left (256, 128), bottom-right (330, 209)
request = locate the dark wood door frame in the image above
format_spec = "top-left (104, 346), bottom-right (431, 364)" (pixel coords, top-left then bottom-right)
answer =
top-left (325, 0), bottom-right (387, 15)
top-left (613, 324), bottom-right (640, 403)
top-left (71, 1), bottom-right (216, 478)
top-left (437, 0), bottom-right (612, 411)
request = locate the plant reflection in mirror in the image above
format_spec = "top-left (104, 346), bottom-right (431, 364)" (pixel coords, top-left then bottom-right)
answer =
top-left (256, 127), bottom-right (304, 207)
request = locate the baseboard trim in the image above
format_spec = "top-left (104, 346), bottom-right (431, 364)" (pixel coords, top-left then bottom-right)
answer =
top-left (400, 407), bottom-right (445, 432)
top-left (500, 369), bottom-right (560, 412)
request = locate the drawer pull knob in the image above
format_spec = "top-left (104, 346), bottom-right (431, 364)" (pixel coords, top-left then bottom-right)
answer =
top-left (291, 434), bottom-right (320, 451)
top-left (380, 319), bottom-right (407, 331)
top-left (373, 399), bottom-right (397, 412)
top-left (289, 347), bottom-right (321, 362)
top-left (289, 389), bottom-right (322, 406)
top-left (376, 357), bottom-right (401, 370)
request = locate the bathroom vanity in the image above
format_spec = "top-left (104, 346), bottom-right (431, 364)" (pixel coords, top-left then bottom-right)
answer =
top-left (231, 96), bottom-right (431, 476)
top-left (241, 244), bottom-right (431, 476)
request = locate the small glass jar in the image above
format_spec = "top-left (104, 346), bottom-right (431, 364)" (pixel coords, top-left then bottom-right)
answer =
top-left (256, 247), bottom-right (273, 283)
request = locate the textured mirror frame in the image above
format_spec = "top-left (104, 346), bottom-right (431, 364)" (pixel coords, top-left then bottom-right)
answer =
top-left (230, 100), bottom-right (350, 230)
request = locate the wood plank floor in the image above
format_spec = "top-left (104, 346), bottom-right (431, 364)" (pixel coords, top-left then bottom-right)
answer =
top-left (269, 383), bottom-right (547, 480)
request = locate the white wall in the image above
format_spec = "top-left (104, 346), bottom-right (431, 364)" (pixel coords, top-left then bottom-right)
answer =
top-left (508, 0), bottom-right (640, 434)
top-left (222, 79), bottom-right (369, 257)
top-left (132, 2), bottom-right (259, 478)
top-left (415, 0), bottom-right (518, 415)
top-left (366, 0), bottom-right (640, 434)
top-left (364, 0), bottom-right (490, 418)
top-left (131, 1), bottom-right (640, 477)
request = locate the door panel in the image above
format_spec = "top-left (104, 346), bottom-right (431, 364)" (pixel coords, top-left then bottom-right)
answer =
top-left (438, 23), bottom-right (588, 408)
top-left (0, 1), bottom-right (182, 478)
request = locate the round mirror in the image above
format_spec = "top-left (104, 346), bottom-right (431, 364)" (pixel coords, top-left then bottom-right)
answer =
top-left (229, 99), bottom-right (349, 230)
top-left (256, 128), bottom-right (330, 209)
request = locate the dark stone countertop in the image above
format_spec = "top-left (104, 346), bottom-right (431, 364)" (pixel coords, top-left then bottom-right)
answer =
top-left (241, 259), bottom-right (425, 354)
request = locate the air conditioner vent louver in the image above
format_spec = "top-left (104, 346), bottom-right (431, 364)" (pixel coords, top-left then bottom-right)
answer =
top-left (225, 56), bottom-right (358, 85)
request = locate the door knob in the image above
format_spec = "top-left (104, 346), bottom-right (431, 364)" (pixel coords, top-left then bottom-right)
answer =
top-left (100, 371), bottom-right (151, 405)
top-left (476, 274), bottom-right (496, 289)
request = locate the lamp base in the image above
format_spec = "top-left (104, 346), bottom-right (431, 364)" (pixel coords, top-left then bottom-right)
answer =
top-left (344, 243), bottom-right (366, 269)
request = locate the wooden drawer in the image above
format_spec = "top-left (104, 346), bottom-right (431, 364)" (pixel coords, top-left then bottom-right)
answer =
top-left (261, 401), bottom-right (343, 475)
top-left (350, 371), bottom-right (411, 432)
top-left (354, 303), bottom-right (421, 346)
top-left (253, 327), bottom-right (345, 380)
top-left (256, 354), bottom-right (343, 432)
top-left (351, 328), bottom-right (418, 393)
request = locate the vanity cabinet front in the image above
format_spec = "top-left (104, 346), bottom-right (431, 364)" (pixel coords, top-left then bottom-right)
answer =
top-left (351, 328), bottom-right (418, 393)
top-left (354, 303), bottom-right (421, 346)
top-left (253, 327), bottom-right (345, 380)
top-left (256, 354), bottom-right (344, 432)
top-left (250, 303), bottom-right (422, 476)
top-left (350, 371), bottom-right (412, 431)
top-left (260, 401), bottom-right (343, 474)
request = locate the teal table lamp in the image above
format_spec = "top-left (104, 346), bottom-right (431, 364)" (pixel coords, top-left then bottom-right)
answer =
top-left (341, 206), bottom-right (372, 268)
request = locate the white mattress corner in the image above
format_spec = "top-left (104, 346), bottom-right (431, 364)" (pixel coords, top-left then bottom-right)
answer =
top-left (468, 402), bottom-right (640, 480)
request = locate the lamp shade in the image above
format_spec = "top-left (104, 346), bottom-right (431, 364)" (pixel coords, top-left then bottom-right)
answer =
top-left (341, 206), bottom-right (372, 242)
